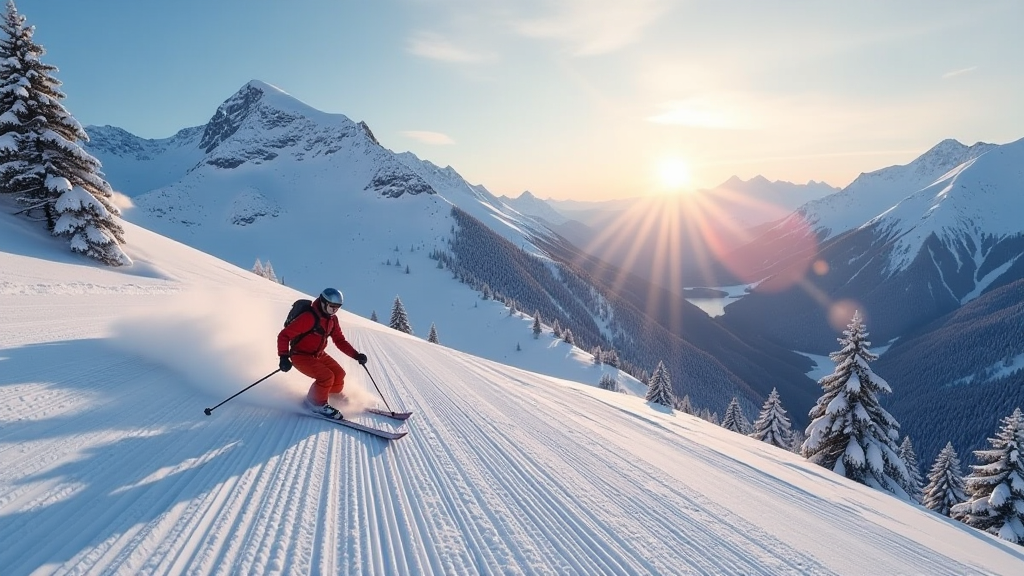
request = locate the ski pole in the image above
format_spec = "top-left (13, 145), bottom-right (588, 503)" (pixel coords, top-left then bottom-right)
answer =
top-left (362, 363), bottom-right (397, 415)
top-left (204, 369), bottom-right (280, 415)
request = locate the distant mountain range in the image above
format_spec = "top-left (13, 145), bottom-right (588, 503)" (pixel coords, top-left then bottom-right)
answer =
top-left (719, 137), bottom-right (1024, 353)
top-left (502, 178), bottom-right (840, 295)
top-left (503, 137), bottom-right (1024, 466)
top-left (84, 80), bottom-right (1024, 464)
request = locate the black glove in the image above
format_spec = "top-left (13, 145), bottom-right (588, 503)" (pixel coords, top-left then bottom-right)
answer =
top-left (279, 355), bottom-right (292, 372)
top-left (355, 353), bottom-right (368, 366)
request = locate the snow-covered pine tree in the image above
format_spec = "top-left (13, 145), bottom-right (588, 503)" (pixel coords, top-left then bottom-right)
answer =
top-left (645, 361), bottom-right (674, 408)
top-left (551, 318), bottom-right (561, 338)
top-left (532, 312), bottom-right (542, 339)
top-left (923, 441), bottom-right (967, 517)
top-left (721, 397), bottom-right (752, 434)
top-left (370, 310), bottom-right (378, 322)
top-left (562, 328), bottom-right (574, 346)
top-left (598, 373), bottom-right (617, 391)
top-left (603, 348), bottom-right (620, 369)
top-left (952, 408), bottom-right (1024, 544)
top-left (750, 388), bottom-right (794, 449)
top-left (263, 261), bottom-right (278, 283)
top-left (801, 311), bottom-right (910, 499)
top-left (675, 394), bottom-right (694, 415)
top-left (389, 296), bottom-right (413, 334)
top-left (591, 346), bottom-right (603, 365)
top-left (252, 258), bottom-right (265, 276)
top-left (789, 428), bottom-right (807, 455)
top-left (0, 1), bottom-right (128, 266)
top-left (705, 411), bottom-right (720, 426)
top-left (427, 322), bottom-right (439, 344)
top-left (898, 437), bottom-right (925, 504)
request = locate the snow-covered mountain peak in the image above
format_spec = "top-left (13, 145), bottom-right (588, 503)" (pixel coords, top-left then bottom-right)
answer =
top-left (870, 137), bottom-right (1024, 278)
top-left (195, 80), bottom-right (372, 167)
top-left (783, 139), bottom-right (996, 241)
top-left (498, 189), bottom-right (570, 226)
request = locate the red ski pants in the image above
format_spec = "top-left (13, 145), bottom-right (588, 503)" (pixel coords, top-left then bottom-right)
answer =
top-left (291, 353), bottom-right (346, 405)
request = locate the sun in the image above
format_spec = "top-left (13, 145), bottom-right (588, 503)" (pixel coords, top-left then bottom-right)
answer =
top-left (655, 157), bottom-right (693, 193)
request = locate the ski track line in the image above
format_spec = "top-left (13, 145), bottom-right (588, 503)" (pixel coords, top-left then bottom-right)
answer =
top-left (364, 337), bottom-right (647, 575)
top-left (379, 337), bottom-right (830, 575)
top-left (309, 428), bottom-right (340, 576)
top-left (547, 400), bottom-right (834, 575)
top-left (584, 405), bottom-right (969, 575)
top-left (358, 340), bottom-right (481, 569)
top-left (438, 356), bottom-right (743, 575)
top-left (533, 379), bottom-right (833, 575)
top-left (360, 337), bottom-right (532, 574)
top-left (190, 412), bottom-right (311, 575)
top-left (388, 341), bottom-right (649, 575)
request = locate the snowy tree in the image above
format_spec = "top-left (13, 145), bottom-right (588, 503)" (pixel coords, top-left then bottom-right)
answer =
top-left (789, 428), bottom-right (807, 455)
top-left (750, 388), bottom-right (793, 449)
top-left (700, 409), bottom-right (719, 426)
top-left (721, 397), bottom-right (752, 434)
top-left (262, 261), bottom-right (278, 283)
top-left (675, 394), bottom-right (694, 415)
top-left (370, 310), bottom-right (378, 322)
top-left (899, 437), bottom-right (925, 504)
top-left (598, 373), bottom-right (618, 392)
top-left (551, 319), bottom-right (562, 338)
top-left (427, 322), bottom-right (439, 344)
top-left (252, 258), bottom-right (265, 276)
top-left (562, 328), bottom-right (574, 346)
top-left (603, 348), bottom-right (620, 369)
top-left (389, 296), bottom-right (413, 334)
top-left (952, 408), bottom-right (1024, 544)
top-left (801, 311), bottom-right (910, 499)
top-left (532, 312), bottom-right (542, 339)
top-left (645, 361), bottom-right (673, 408)
top-left (591, 346), bottom-right (603, 365)
top-left (923, 441), bottom-right (967, 517)
top-left (0, 1), bottom-right (128, 265)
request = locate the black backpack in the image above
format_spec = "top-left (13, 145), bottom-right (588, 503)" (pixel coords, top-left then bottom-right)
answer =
top-left (284, 299), bottom-right (325, 348)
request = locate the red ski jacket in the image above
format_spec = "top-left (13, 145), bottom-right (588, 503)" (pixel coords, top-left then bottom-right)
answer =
top-left (277, 299), bottom-right (359, 359)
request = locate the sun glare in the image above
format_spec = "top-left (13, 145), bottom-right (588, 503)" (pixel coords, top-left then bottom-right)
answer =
top-left (655, 157), bottom-right (693, 193)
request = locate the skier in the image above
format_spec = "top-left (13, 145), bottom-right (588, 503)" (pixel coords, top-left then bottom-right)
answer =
top-left (278, 288), bottom-right (368, 420)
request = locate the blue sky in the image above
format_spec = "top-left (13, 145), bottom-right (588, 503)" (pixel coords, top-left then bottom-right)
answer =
top-left (20, 0), bottom-right (1024, 200)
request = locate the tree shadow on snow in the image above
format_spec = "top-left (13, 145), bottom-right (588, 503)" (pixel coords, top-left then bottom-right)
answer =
top-left (0, 339), bottom-right (395, 573)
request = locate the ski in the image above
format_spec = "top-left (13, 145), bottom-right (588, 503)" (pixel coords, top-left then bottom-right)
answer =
top-left (305, 412), bottom-right (407, 440)
top-left (365, 408), bottom-right (413, 421)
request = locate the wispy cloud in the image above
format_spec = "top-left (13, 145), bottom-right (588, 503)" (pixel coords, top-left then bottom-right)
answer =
top-left (942, 66), bottom-right (977, 79)
top-left (402, 131), bottom-right (456, 145)
top-left (510, 0), bottom-right (672, 56)
top-left (407, 31), bottom-right (489, 63)
top-left (647, 96), bottom-right (758, 130)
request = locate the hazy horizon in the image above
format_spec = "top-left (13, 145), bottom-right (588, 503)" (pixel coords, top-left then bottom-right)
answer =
top-left (19, 0), bottom-right (1024, 200)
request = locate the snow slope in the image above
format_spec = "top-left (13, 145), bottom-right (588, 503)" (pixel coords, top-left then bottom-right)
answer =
top-left (3, 212), bottom-right (1024, 575)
